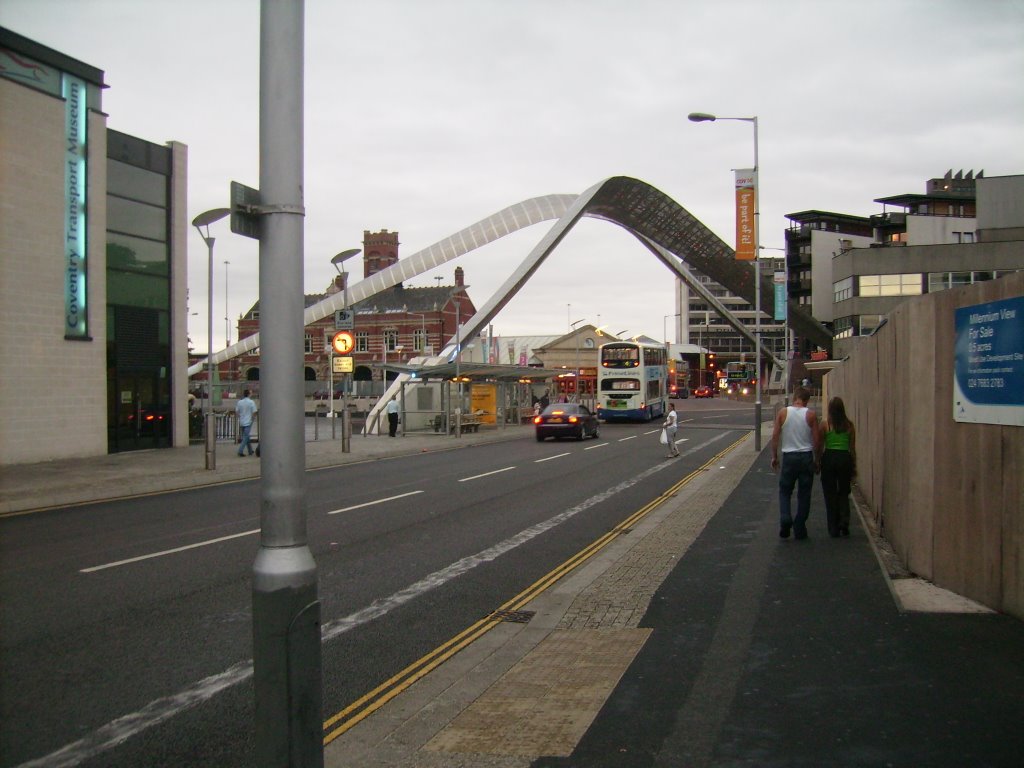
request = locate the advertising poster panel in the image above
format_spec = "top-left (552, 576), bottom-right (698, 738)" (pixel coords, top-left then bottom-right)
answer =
top-left (734, 169), bottom-right (756, 261)
top-left (953, 296), bottom-right (1023, 426)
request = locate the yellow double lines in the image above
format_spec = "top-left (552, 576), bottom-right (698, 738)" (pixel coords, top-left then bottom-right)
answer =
top-left (323, 433), bottom-right (748, 744)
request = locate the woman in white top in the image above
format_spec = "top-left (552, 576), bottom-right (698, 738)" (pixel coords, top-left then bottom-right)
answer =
top-left (663, 403), bottom-right (680, 458)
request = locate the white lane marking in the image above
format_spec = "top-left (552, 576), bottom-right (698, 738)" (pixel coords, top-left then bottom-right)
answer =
top-left (80, 530), bottom-right (260, 574)
top-left (12, 660), bottom-right (254, 768)
top-left (328, 490), bottom-right (424, 515)
top-left (317, 439), bottom-right (732, 643)
top-left (82, 490), bottom-right (430, 571)
top-left (585, 442), bottom-right (609, 451)
top-left (458, 466), bottom-right (516, 482)
top-left (618, 435), bottom-right (638, 442)
top-left (535, 453), bottom-right (571, 463)
top-left (37, 432), bottom-right (729, 768)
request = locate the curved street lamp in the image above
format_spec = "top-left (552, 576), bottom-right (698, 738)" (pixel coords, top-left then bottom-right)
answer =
top-left (688, 111), bottom-right (763, 450)
top-left (192, 207), bottom-right (231, 469)
top-left (571, 318), bottom-right (586, 402)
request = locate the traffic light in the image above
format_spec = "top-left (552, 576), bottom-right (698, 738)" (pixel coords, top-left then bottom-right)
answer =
top-left (708, 353), bottom-right (716, 370)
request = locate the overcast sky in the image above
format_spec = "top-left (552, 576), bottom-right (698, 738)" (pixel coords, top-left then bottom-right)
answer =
top-left (4, 0), bottom-right (1023, 352)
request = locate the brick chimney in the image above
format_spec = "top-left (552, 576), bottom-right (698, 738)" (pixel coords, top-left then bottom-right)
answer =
top-left (454, 266), bottom-right (465, 287)
top-left (327, 273), bottom-right (346, 295)
top-left (362, 229), bottom-right (400, 278)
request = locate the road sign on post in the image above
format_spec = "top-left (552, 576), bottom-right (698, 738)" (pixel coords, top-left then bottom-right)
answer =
top-left (331, 331), bottom-right (354, 355)
top-left (334, 309), bottom-right (354, 329)
top-left (230, 181), bottom-right (262, 240)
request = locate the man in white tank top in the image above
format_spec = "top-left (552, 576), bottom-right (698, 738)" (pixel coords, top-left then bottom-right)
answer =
top-left (770, 387), bottom-right (821, 539)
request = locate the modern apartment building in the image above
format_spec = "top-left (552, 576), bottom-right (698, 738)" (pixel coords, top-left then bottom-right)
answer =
top-left (831, 172), bottom-right (1023, 359)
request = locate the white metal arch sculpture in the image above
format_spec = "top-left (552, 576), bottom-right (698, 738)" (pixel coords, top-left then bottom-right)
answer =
top-left (188, 176), bottom-right (830, 378)
top-left (187, 194), bottom-right (577, 376)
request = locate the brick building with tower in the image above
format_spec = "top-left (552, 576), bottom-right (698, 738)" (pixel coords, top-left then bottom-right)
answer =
top-left (232, 229), bottom-right (477, 398)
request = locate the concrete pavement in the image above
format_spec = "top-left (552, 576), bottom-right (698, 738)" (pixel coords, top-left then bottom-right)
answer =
top-left (320, 428), bottom-right (1024, 767)
top-left (3, 423), bottom-right (1022, 766)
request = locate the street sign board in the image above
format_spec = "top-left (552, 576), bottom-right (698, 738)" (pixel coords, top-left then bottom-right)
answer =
top-left (773, 270), bottom-right (787, 322)
top-left (331, 331), bottom-right (355, 355)
top-left (954, 296), bottom-right (1023, 426)
top-left (334, 309), bottom-right (354, 330)
top-left (230, 181), bottom-right (261, 240)
top-left (333, 356), bottom-right (353, 374)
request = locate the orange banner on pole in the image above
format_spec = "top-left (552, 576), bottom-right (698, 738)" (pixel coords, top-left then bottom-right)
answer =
top-left (734, 169), bottom-right (757, 261)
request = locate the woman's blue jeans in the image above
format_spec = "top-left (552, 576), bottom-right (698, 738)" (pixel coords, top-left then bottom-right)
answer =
top-left (779, 451), bottom-right (814, 537)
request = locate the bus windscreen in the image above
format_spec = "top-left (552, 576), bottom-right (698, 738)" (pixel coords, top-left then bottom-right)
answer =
top-left (601, 346), bottom-right (639, 366)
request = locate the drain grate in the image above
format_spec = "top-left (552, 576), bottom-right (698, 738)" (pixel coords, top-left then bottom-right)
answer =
top-left (490, 609), bottom-right (536, 624)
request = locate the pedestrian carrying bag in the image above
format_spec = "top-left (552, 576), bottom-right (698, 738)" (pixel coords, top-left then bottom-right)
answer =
top-left (659, 429), bottom-right (668, 445)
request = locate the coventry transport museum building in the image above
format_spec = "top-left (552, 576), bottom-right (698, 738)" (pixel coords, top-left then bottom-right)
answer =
top-left (1, 27), bottom-right (189, 464)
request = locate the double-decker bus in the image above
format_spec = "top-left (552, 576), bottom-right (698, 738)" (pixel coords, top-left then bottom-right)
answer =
top-left (667, 358), bottom-right (691, 398)
top-left (724, 361), bottom-right (757, 394)
top-left (597, 341), bottom-right (668, 421)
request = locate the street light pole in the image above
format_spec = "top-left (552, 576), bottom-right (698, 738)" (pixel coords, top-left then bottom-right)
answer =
top-left (224, 260), bottom-right (231, 348)
top-left (455, 299), bottom-right (462, 437)
top-left (759, 245), bottom-right (790, 403)
top-left (406, 309), bottom-right (427, 355)
top-left (332, 248), bottom-right (360, 452)
top-left (663, 312), bottom-right (681, 346)
top-left (699, 310), bottom-right (709, 385)
top-left (251, 3), bottom-right (323, 765)
top-left (571, 317), bottom-right (585, 403)
top-left (224, 259), bottom-right (232, 389)
top-left (688, 111), bottom-right (763, 451)
top-left (192, 207), bottom-right (231, 471)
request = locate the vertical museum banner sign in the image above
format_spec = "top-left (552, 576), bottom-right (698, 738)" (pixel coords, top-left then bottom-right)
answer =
top-left (734, 169), bottom-right (756, 261)
top-left (953, 295), bottom-right (1024, 426)
top-left (773, 270), bottom-right (787, 321)
top-left (62, 73), bottom-right (88, 339)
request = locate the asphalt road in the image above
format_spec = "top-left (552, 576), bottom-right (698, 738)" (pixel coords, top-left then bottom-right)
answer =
top-left (0, 401), bottom-right (752, 768)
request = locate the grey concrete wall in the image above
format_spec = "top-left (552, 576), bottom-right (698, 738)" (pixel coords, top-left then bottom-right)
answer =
top-left (825, 271), bottom-right (1024, 619)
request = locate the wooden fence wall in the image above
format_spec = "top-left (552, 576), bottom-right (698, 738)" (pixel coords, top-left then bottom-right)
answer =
top-left (825, 272), bottom-right (1023, 619)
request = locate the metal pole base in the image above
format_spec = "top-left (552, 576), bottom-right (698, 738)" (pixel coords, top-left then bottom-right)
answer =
top-left (252, 546), bottom-right (323, 767)
top-left (754, 401), bottom-right (763, 451)
top-left (205, 413), bottom-right (217, 470)
top-left (341, 410), bottom-right (351, 453)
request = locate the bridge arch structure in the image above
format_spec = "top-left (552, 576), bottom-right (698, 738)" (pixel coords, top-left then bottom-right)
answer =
top-left (188, 176), bottom-right (831, 413)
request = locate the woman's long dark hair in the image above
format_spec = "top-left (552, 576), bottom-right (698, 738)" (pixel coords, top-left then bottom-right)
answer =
top-left (828, 396), bottom-right (851, 433)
